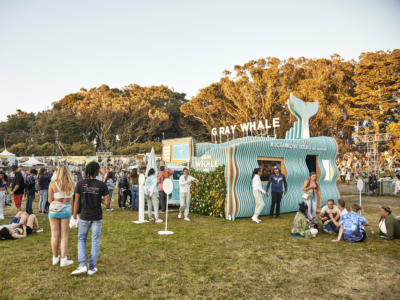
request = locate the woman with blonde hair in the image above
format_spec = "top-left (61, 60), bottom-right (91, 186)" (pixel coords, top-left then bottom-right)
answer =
top-left (48, 165), bottom-right (75, 267)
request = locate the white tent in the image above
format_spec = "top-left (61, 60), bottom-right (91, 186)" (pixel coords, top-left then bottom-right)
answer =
top-left (0, 149), bottom-right (15, 164)
top-left (20, 156), bottom-right (45, 167)
top-left (145, 148), bottom-right (158, 177)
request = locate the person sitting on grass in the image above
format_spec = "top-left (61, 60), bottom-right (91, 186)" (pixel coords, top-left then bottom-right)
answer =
top-left (318, 199), bottom-right (341, 235)
top-left (324, 199), bottom-right (348, 233)
top-left (0, 214), bottom-right (43, 240)
top-left (291, 202), bottom-right (318, 238)
top-left (378, 205), bottom-right (400, 242)
top-left (332, 204), bottom-right (373, 243)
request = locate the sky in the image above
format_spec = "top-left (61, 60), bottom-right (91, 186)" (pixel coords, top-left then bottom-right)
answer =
top-left (0, 0), bottom-right (399, 121)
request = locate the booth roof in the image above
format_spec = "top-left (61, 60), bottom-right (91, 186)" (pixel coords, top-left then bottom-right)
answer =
top-left (20, 156), bottom-right (45, 166)
top-left (0, 149), bottom-right (15, 156)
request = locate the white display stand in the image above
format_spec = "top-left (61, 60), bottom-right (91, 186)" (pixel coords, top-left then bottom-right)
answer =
top-left (357, 179), bottom-right (363, 207)
top-left (158, 178), bottom-right (174, 235)
top-left (132, 174), bottom-right (149, 224)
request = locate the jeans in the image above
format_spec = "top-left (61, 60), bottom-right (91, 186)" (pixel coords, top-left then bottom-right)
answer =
top-left (305, 193), bottom-right (317, 219)
top-left (324, 221), bottom-right (339, 233)
top-left (131, 186), bottom-right (139, 210)
top-left (78, 219), bottom-right (103, 270)
top-left (179, 192), bottom-right (191, 217)
top-left (26, 194), bottom-right (35, 214)
top-left (39, 190), bottom-right (48, 211)
top-left (270, 191), bottom-right (283, 217)
top-left (122, 190), bottom-right (131, 208)
top-left (159, 190), bottom-right (167, 212)
top-left (107, 190), bottom-right (113, 209)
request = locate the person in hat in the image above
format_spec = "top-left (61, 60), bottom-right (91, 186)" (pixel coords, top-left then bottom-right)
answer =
top-left (265, 166), bottom-right (288, 219)
top-left (10, 165), bottom-right (25, 212)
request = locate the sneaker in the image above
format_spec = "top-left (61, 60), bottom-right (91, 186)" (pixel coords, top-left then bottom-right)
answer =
top-left (71, 266), bottom-right (87, 276)
top-left (276, 216), bottom-right (283, 219)
top-left (60, 257), bottom-right (74, 267)
top-left (328, 230), bottom-right (336, 236)
top-left (184, 217), bottom-right (190, 221)
top-left (323, 229), bottom-right (329, 234)
top-left (36, 228), bottom-right (44, 233)
top-left (269, 216), bottom-right (273, 219)
top-left (106, 208), bottom-right (113, 211)
top-left (149, 217), bottom-right (155, 221)
top-left (251, 216), bottom-right (260, 223)
top-left (87, 268), bottom-right (98, 275)
top-left (52, 255), bottom-right (60, 265)
top-left (256, 218), bottom-right (262, 222)
top-left (155, 218), bottom-right (163, 223)
top-left (178, 213), bottom-right (182, 219)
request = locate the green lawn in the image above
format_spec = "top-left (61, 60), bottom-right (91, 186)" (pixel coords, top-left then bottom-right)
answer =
top-left (1, 191), bottom-right (400, 300)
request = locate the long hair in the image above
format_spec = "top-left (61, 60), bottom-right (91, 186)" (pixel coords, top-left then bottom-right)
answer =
top-left (131, 168), bottom-right (138, 179)
top-left (148, 168), bottom-right (155, 177)
top-left (106, 172), bottom-right (114, 181)
top-left (252, 168), bottom-right (261, 179)
top-left (0, 171), bottom-right (8, 182)
top-left (0, 227), bottom-right (13, 240)
top-left (55, 165), bottom-right (75, 194)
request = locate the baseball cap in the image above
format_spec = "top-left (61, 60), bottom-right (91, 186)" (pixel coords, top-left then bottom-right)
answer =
top-left (273, 166), bottom-right (279, 170)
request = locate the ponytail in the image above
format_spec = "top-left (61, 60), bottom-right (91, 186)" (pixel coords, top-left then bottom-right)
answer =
top-left (252, 168), bottom-right (261, 179)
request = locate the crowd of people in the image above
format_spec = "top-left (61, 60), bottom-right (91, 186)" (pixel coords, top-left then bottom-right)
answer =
top-left (251, 166), bottom-right (400, 242)
top-left (0, 160), bottom-right (199, 275)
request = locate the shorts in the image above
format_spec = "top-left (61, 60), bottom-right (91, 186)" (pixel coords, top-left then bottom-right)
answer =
top-left (48, 202), bottom-right (72, 219)
top-left (354, 229), bottom-right (367, 243)
top-left (14, 194), bottom-right (23, 208)
top-left (26, 225), bottom-right (33, 235)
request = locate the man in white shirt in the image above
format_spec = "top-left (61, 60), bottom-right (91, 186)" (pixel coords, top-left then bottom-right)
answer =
top-left (318, 199), bottom-right (341, 235)
top-left (178, 168), bottom-right (197, 221)
top-left (340, 167), bottom-right (346, 183)
top-left (328, 199), bottom-right (348, 230)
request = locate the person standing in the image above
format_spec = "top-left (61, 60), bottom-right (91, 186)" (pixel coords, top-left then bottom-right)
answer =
top-left (0, 171), bottom-right (9, 219)
top-left (178, 168), bottom-right (197, 221)
top-left (38, 168), bottom-right (52, 214)
top-left (265, 166), bottom-right (288, 219)
top-left (340, 166), bottom-right (346, 183)
top-left (251, 168), bottom-right (266, 223)
top-left (157, 165), bottom-right (174, 213)
top-left (368, 171), bottom-right (378, 196)
top-left (145, 168), bottom-right (163, 223)
top-left (71, 162), bottom-right (110, 276)
top-left (48, 166), bottom-right (75, 267)
top-left (119, 172), bottom-right (131, 210)
top-left (10, 165), bottom-right (25, 213)
top-left (302, 172), bottom-right (322, 219)
top-left (105, 172), bottom-right (115, 211)
top-left (25, 169), bottom-right (38, 215)
top-left (130, 169), bottom-right (139, 211)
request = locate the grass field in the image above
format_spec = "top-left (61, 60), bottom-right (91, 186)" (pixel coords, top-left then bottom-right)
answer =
top-left (1, 189), bottom-right (400, 300)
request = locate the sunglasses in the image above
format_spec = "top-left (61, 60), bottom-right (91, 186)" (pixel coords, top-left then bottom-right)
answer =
top-left (381, 205), bottom-right (391, 212)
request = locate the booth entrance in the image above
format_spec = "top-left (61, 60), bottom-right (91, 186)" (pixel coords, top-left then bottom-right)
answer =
top-left (305, 155), bottom-right (317, 173)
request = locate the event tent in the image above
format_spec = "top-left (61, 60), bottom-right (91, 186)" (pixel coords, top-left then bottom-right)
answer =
top-left (0, 149), bottom-right (15, 164)
top-left (19, 156), bottom-right (45, 167)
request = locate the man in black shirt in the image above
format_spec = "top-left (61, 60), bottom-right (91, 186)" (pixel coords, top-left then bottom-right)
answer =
top-left (71, 162), bottom-right (109, 276)
top-left (10, 165), bottom-right (25, 212)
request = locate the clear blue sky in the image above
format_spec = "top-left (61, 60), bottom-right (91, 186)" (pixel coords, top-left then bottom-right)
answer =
top-left (0, 0), bottom-right (399, 121)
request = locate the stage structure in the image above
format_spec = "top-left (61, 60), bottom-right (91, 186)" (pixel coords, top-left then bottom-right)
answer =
top-left (189, 93), bottom-right (340, 219)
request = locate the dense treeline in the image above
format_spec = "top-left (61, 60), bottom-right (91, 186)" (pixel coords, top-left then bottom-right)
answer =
top-left (0, 50), bottom-right (399, 157)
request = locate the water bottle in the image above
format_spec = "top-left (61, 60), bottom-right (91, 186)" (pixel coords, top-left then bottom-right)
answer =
top-left (370, 228), bottom-right (374, 234)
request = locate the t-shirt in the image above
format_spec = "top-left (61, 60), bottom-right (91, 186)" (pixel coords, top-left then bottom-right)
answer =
top-left (339, 208), bottom-right (349, 217)
top-left (341, 168), bottom-right (346, 176)
top-left (12, 171), bottom-right (25, 195)
top-left (320, 205), bottom-right (340, 220)
top-left (75, 179), bottom-right (108, 221)
top-left (339, 212), bottom-right (367, 242)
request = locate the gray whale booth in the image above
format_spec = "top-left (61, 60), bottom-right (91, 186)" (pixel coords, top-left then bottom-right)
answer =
top-left (191, 94), bottom-right (340, 219)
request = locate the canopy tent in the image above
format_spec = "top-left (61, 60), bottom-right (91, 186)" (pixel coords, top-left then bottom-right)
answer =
top-left (0, 149), bottom-right (15, 164)
top-left (19, 156), bottom-right (45, 167)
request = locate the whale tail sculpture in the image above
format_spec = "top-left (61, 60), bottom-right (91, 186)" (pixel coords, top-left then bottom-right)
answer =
top-left (285, 93), bottom-right (319, 139)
